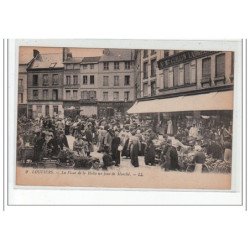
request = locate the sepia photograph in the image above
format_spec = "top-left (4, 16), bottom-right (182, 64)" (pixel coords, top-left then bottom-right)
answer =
top-left (16, 44), bottom-right (234, 189)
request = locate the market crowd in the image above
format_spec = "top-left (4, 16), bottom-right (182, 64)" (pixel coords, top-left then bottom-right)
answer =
top-left (17, 113), bottom-right (233, 172)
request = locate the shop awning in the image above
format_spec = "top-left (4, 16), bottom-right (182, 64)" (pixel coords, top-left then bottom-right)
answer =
top-left (127, 91), bottom-right (233, 114)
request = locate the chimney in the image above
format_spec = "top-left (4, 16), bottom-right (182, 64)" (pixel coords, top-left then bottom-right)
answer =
top-left (33, 49), bottom-right (40, 58)
top-left (103, 49), bottom-right (110, 56)
top-left (67, 52), bottom-right (72, 59)
top-left (63, 47), bottom-right (70, 61)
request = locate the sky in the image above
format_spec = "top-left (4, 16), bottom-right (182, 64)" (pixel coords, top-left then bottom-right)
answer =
top-left (19, 46), bottom-right (104, 64)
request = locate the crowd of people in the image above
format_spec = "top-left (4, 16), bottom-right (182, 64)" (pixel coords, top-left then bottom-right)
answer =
top-left (16, 113), bottom-right (233, 172)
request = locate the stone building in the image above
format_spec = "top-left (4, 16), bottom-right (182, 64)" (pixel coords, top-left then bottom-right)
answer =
top-left (128, 50), bottom-right (234, 133)
top-left (26, 50), bottom-right (64, 118)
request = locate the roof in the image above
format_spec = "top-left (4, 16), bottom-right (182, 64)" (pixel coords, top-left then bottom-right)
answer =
top-left (63, 57), bottom-right (83, 64)
top-left (99, 49), bottom-right (134, 62)
top-left (81, 56), bottom-right (101, 64)
top-left (29, 53), bottom-right (64, 69)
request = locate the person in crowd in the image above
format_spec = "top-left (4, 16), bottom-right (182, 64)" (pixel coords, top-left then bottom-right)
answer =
top-left (57, 130), bottom-right (69, 150)
top-left (160, 139), bottom-right (172, 170)
top-left (104, 127), bottom-right (114, 153)
top-left (121, 126), bottom-right (131, 158)
top-left (73, 134), bottom-right (86, 157)
top-left (206, 138), bottom-right (223, 160)
top-left (33, 132), bottom-right (46, 162)
top-left (223, 139), bottom-right (232, 163)
top-left (192, 145), bottom-right (206, 173)
top-left (111, 129), bottom-right (121, 166)
top-left (144, 139), bottom-right (156, 166)
top-left (189, 123), bottom-right (199, 138)
top-left (16, 133), bottom-right (24, 160)
top-left (97, 126), bottom-right (107, 153)
top-left (85, 123), bottom-right (94, 156)
top-left (47, 132), bottom-right (60, 157)
top-left (130, 131), bottom-right (140, 167)
top-left (102, 145), bottom-right (115, 170)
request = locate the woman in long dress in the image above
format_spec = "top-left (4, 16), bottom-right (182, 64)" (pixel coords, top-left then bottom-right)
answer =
top-left (130, 132), bottom-right (140, 167)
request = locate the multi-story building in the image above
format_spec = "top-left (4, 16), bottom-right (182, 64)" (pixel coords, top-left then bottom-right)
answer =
top-left (18, 62), bottom-right (29, 117)
top-left (62, 48), bottom-right (135, 118)
top-left (139, 49), bottom-right (165, 98)
top-left (97, 49), bottom-right (135, 117)
top-left (128, 50), bottom-right (234, 133)
top-left (27, 50), bottom-right (64, 118)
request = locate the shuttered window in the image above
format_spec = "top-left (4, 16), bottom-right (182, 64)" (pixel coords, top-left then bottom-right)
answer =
top-left (164, 69), bottom-right (169, 88)
top-left (173, 66), bottom-right (179, 86)
top-left (202, 58), bottom-right (211, 78)
top-left (184, 63), bottom-right (190, 84)
top-left (215, 54), bottom-right (225, 77)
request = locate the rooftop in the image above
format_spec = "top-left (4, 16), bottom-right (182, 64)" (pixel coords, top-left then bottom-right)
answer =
top-left (99, 49), bottom-right (134, 62)
top-left (29, 53), bottom-right (64, 69)
top-left (81, 56), bottom-right (101, 64)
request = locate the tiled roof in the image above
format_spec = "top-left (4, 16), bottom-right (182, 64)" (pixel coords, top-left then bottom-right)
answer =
top-left (99, 49), bottom-right (134, 62)
top-left (63, 57), bottom-right (83, 64)
top-left (81, 56), bottom-right (101, 64)
top-left (29, 53), bottom-right (64, 69)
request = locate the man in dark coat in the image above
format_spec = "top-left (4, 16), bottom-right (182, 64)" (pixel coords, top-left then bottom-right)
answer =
top-left (111, 130), bottom-right (121, 166)
top-left (102, 146), bottom-right (115, 170)
top-left (144, 140), bottom-right (156, 165)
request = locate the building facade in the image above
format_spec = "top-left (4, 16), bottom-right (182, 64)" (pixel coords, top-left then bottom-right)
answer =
top-left (62, 48), bottom-right (135, 118)
top-left (18, 63), bottom-right (29, 117)
top-left (27, 50), bottom-right (64, 119)
top-left (128, 50), bottom-right (234, 133)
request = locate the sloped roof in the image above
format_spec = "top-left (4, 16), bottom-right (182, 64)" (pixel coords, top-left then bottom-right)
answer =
top-left (63, 57), bottom-right (83, 64)
top-left (99, 49), bottom-right (134, 62)
top-left (81, 56), bottom-right (101, 64)
top-left (29, 53), bottom-right (64, 69)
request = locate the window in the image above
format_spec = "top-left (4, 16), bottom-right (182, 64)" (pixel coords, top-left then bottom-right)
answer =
top-left (173, 66), bottom-right (179, 86)
top-left (18, 79), bottom-right (23, 87)
top-left (52, 89), bottom-right (58, 100)
top-left (37, 105), bottom-right (42, 114)
top-left (73, 90), bottom-right (78, 100)
top-left (73, 64), bottom-right (80, 70)
top-left (143, 62), bottom-right (148, 79)
top-left (103, 76), bottom-right (109, 86)
top-left (66, 76), bottom-right (71, 85)
top-left (151, 50), bottom-right (156, 55)
top-left (151, 59), bottom-right (156, 77)
top-left (66, 90), bottom-right (71, 100)
top-left (124, 75), bottom-right (130, 85)
top-left (103, 92), bottom-right (108, 101)
top-left (184, 63), bottom-right (190, 84)
top-left (43, 89), bottom-right (48, 100)
top-left (113, 92), bottom-right (119, 101)
top-left (82, 64), bottom-right (87, 70)
top-left (52, 74), bottom-right (59, 85)
top-left (90, 64), bottom-right (94, 70)
top-left (143, 50), bottom-right (148, 58)
top-left (83, 75), bottom-right (88, 84)
top-left (89, 91), bottom-right (96, 100)
top-left (90, 75), bottom-right (94, 84)
top-left (124, 91), bottom-right (130, 101)
top-left (53, 106), bottom-right (58, 115)
top-left (215, 54), bottom-right (225, 77)
top-left (125, 62), bottom-right (130, 70)
top-left (42, 74), bottom-right (48, 86)
top-left (164, 69), bottom-right (169, 88)
top-left (114, 76), bottom-right (119, 86)
top-left (151, 81), bottom-right (156, 96)
top-left (18, 93), bottom-right (23, 103)
top-left (143, 83), bottom-right (148, 97)
top-left (103, 62), bottom-right (109, 70)
top-left (33, 75), bottom-right (38, 86)
top-left (81, 91), bottom-right (88, 100)
top-left (33, 90), bottom-right (38, 100)
top-left (73, 75), bottom-right (78, 84)
top-left (202, 58), bottom-right (211, 78)
top-left (114, 62), bottom-right (119, 70)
